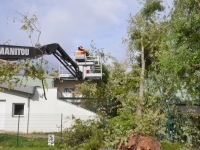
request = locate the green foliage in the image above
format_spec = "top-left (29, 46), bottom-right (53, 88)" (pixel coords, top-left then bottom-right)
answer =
top-left (5, 0), bottom-right (198, 148)
top-left (0, 134), bottom-right (49, 149)
top-left (158, 0), bottom-right (200, 98)
top-left (0, 58), bottom-right (58, 92)
top-left (62, 1), bottom-right (200, 149)
top-left (124, 7), bottom-right (166, 72)
top-left (61, 116), bottom-right (107, 149)
top-left (90, 40), bottom-right (116, 63)
top-left (161, 141), bottom-right (183, 150)
top-left (75, 46), bottom-right (125, 114)
top-left (2, 11), bottom-right (59, 93)
top-left (167, 112), bottom-right (200, 147)
top-left (0, 60), bottom-right (25, 90)
top-left (142, 0), bottom-right (165, 18)
top-left (9, 10), bottom-right (41, 46)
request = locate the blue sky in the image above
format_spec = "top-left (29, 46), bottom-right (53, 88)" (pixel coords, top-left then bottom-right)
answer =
top-left (0, 0), bottom-right (171, 69)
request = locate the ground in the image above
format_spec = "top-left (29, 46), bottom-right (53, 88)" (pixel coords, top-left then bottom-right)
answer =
top-left (0, 131), bottom-right (62, 150)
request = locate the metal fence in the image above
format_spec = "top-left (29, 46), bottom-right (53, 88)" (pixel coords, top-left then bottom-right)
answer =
top-left (0, 113), bottom-right (95, 134)
top-left (0, 113), bottom-right (99, 148)
top-left (1, 113), bottom-right (200, 148)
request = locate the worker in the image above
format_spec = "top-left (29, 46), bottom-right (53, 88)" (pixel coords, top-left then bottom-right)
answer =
top-left (77, 46), bottom-right (90, 56)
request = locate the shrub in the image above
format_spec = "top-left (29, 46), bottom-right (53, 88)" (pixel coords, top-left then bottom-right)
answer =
top-left (161, 141), bottom-right (182, 150)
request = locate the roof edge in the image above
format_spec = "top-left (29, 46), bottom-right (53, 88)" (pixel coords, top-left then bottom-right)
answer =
top-left (0, 82), bottom-right (36, 94)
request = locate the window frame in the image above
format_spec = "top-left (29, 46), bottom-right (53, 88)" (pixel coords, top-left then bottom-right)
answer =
top-left (64, 88), bottom-right (74, 93)
top-left (12, 103), bottom-right (25, 117)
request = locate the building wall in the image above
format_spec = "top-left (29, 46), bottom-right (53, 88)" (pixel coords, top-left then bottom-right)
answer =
top-left (54, 79), bottom-right (84, 98)
top-left (0, 100), bottom-right (6, 130)
top-left (0, 89), bottom-right (29, 132)
top-left (0, 87), bottom-right (96, 133)
top-left (54, 79), bottom-right (83, 93)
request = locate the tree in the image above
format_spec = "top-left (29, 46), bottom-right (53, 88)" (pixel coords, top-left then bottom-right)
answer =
top-left (159, 0), bottom-right (200, 100)
top-left (74, 43), bottom-right (118, 114)
top-left (1, 10), bottom-right (58, 98)
top-left (123, 0), bottom-right (165, 116)
top-left (57, 0), bottom-right (200, 148)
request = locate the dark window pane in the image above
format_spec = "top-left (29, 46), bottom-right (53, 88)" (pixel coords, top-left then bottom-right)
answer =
top-left (64, 88), bottom-right (74, 93)
top-left (14, 104), bottom-right (24, 115)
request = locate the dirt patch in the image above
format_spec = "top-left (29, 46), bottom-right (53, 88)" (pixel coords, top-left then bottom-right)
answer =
top-left (118, 133), bottom-right (161, 150)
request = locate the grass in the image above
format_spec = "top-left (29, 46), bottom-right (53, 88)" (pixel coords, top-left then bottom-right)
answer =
top-left (1, 148), bottom-right (56, 150)
top-left (0, 133), bottom-right (62, 150)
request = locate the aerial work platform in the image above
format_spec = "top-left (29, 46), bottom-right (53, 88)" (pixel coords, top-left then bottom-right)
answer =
top-left (59, 48), bottom-right (102, 80)
top-left (0, 43), bottom-right (102, 81)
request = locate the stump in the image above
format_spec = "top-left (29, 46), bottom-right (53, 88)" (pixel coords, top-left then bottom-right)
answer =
top-left (118, 133), bottom-right (161, 150)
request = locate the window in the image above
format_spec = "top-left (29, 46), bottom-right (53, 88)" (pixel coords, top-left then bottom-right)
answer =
top-left (13, 104), bottom-right (24, 116)
top-left (64, 88), bottom-right (74, 93)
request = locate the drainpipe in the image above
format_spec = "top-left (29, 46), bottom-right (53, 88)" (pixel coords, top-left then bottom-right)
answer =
top-left (52, 78), bottom-right (55, 87)
top-left (27, 94), bottom-right (30, 134)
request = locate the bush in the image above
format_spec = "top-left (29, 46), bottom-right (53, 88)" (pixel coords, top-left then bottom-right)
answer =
top-left (161, 141), bottom-right (182, 150)
top-left (60, 116), bottom-right (107, 149)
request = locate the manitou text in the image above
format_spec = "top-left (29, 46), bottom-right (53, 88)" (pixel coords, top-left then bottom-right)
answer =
top-left (0, 47), bottom-right (29, 55)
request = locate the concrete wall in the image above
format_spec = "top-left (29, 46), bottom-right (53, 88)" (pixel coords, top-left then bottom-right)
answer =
top-left (0, 100), bottom-right (6, 130)
top-left (0, 89), bottom-right (29, 132)
top-left (54, 79), bottom-right (83, 93)
top-left (0, 87), bottom-right (96, 133)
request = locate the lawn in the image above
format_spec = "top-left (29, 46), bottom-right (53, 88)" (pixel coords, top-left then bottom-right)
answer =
top-left (1, 148), bottom-right (56, 150)
top-left (0, 133), bottom-right (62, 150)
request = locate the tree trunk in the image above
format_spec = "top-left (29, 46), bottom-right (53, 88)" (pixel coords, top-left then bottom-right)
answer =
top-left (137, 37), bottom-right (145, 116)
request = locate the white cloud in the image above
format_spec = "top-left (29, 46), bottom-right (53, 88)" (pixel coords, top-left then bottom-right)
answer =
top-left (0, 0), bottom-right (141, 67)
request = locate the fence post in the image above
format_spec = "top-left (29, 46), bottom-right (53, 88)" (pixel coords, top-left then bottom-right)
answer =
top-left (61, 113), bottom-right (63, 138)
top-left (102, 117), bottom-right (105, 128)
top-left (16, 114), bottom-right (20, 146)
top-left (167, 116), bottom-right (171, 137)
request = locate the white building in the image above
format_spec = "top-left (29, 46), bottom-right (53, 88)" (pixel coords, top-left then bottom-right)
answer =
top-left (0, 48), bottom-right (103, 133)
top-left (0, 77), bottom-right (96, 133)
